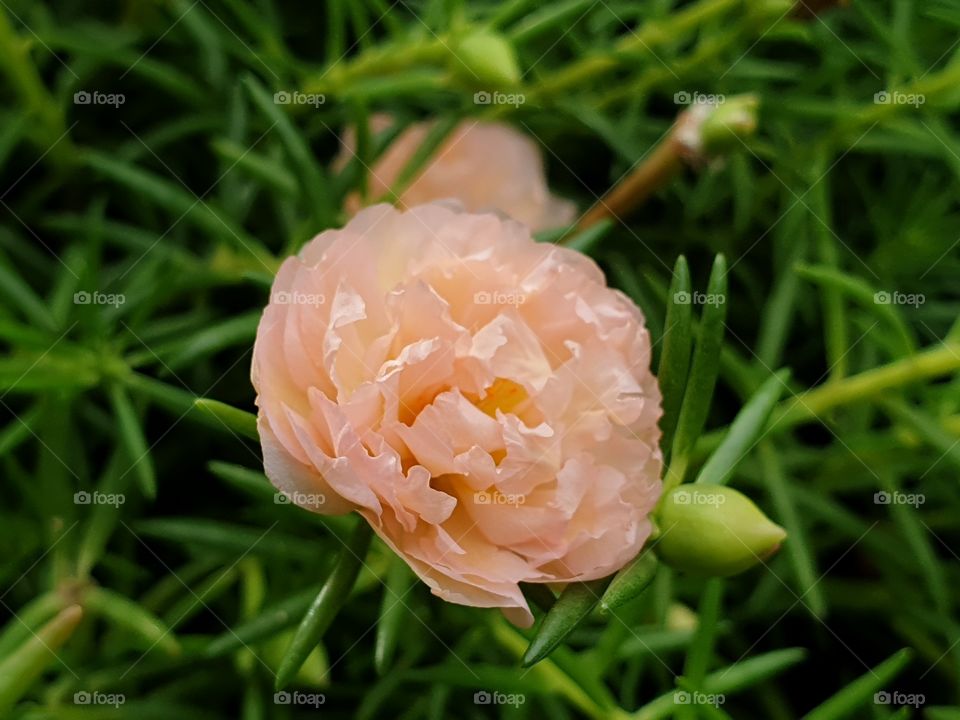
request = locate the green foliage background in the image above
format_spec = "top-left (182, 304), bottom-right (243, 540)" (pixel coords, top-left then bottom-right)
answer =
top-left (1, 0), bottom-right (959, 717)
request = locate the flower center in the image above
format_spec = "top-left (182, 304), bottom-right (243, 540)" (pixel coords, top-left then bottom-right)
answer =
top-left (473, 378), bottom-right (530, 418)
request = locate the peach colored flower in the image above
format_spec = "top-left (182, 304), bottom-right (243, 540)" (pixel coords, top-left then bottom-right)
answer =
top-left (252, 202), bottom-right (662, 626)
top-left (336, 116), bottom-right (577, 233)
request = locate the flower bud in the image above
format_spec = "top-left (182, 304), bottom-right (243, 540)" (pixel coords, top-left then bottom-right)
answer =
top-left (454, 31), bottom-right (521, 87)
top-left (655, 485), bottom-right (786, 577)
top-left (675, 94), bottom-right (759, 162)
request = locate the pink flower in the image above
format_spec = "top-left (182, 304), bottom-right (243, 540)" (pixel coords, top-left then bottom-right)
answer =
top-left (337, 117), bottom-right (577, 232)
top-left (252, 202), bottom-right (662, 626)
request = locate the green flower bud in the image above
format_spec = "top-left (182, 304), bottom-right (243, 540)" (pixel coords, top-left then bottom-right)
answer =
top-left (700, 94), bottom-right (759, 155)
top-left (675, 94), bottom-right (759, 161)
top-left (454, 31), bottom-right (521, 88)
top-left (655, 485), bottom-right (786, 577)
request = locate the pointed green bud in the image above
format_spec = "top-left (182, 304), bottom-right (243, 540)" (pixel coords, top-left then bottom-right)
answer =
top-left (655, 485), bottom-right (786, 577)
top-left (454, 31), bottom-right (521, 88)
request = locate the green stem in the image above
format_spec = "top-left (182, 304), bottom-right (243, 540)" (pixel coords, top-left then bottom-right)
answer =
top-left (492, 620), bottom-right (629, 720)
top-left (0, 9), bottom-right (69, 153)
top-left (529, 0), bottom-right (742, 98)
top-left (774, 342), bottom-right (960, 428)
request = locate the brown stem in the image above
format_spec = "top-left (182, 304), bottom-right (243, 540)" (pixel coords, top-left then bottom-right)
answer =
top-left (576, 134), bottom-right (684, 232)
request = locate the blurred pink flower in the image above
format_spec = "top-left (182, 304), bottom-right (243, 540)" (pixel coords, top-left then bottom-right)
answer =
top-left (336, 116), bottom-right (577, 232)
top-left (252, 202), bottom-right (662, 626)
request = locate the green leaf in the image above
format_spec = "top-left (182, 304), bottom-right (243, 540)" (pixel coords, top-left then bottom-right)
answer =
top-left (127, 372), bottom-right (198, 414)
top-left (521, 578), bottom-right (609, 667)
top-left (84, 586), bottom-right (180, 655)
top-left (374, 555), bottom-right (415, 675)
top-left (0, 251), bottom-right (57, 332)
top-left (208, 460), bottom-right (274, 499)
top-left (162, 565), bottom-right (240, 630)
top-left (801, 648), bottom-right (912, 720)
top-left (795, 263), bottom-right (915, 357)
top-left (275, 520), bottom-right (373, 690)
top-left (160, 311), bottom-right (260, 370)
top-left (683, 578), bottom-right (724, 686)
top-left (521, 583), bottom-right (557, 613)
top-left (666, 254), bottom-right (728, 489)
top-left (76, 450), bottom-right (128, 576)
top-left (203, 584), bottom-right (323, 659)
top-left (882, 398), bottom-right (960, 472)
top-left (694, 369), bottom-right (789, 486)
top-left (193, 398), bottom-right (259, 441)
top-left (108, 383), bottom-right (156, 499)
top-left (0, 405), bottom-right (40, 458)
top-left (243, 75), bottom-right (333, 230)
top-left (0, 605), bottom-right (84, 715)
top-left (599, 548), bottom-right (658, 613)
top-left (85, 151), bottom-right (271, 266)
top-left (0, 592), bottom-right (62, 658)
top-left (757, 442), bottom-right (825, 618)
top-left (657, 255), bottom-right (693, 451)
top-left (211, 138), bottom-right (298, 197)
top-left (0, 353), bottom-right (99, 393)
top-left (508, 0), bottom-right (596, 43)
top-left (133, 518), bottom-right (311, 560)
top-left (633, 648), bottom-right (806, 720)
